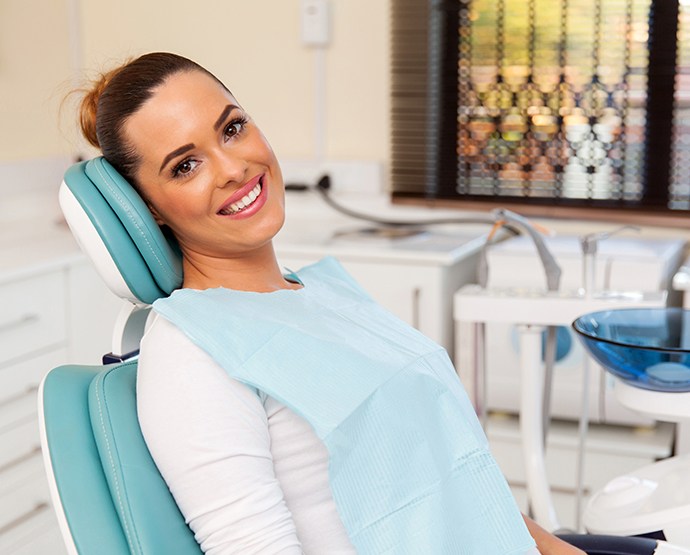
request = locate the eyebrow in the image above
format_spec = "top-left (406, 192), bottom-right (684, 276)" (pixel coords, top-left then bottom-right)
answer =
top-left (159, 143), bottom-right (196, 173)
top-left (213, 104), bottom-right (240, 131)
top-left (158, 104), bottom-right (241, 174)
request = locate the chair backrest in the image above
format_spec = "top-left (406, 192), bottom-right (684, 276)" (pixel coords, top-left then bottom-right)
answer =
top-left (39, 363), bottom-right (202, 554)
top-left (40, 157), bottom-right (200, 553)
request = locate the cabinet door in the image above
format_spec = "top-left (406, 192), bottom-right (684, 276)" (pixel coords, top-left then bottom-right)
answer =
top-left (0, 349), bottom-right (67, 469)
top-left (0, 348), bottom-right (67, 409)
top-left (0, 271), bottom-right (66, 367)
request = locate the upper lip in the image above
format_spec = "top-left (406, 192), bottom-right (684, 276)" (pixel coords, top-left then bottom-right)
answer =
top-left (217, 174), bottom-right (264, 213)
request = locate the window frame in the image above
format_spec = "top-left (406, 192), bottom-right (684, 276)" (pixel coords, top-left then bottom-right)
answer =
top-left (390, 0), bottom-right (688, 226)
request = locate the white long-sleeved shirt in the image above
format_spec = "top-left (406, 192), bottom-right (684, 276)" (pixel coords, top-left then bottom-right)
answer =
top-left (137, 314), bottom-right (356, 554)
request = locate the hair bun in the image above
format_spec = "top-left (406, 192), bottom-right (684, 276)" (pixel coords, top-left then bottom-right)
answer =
top-left (78, 67), bottom-right (121, 149)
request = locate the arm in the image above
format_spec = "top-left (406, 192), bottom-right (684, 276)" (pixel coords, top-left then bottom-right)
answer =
top-left (137, 316), bottom-right (302, 555)
top-left (522, 515), bottom-right (586, 555)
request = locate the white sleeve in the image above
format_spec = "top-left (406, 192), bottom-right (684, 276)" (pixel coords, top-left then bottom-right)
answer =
top-left (137, 315), bottom-right (303, 555)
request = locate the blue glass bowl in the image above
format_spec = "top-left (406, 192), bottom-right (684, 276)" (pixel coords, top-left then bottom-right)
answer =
top-left (572, 307), bottom-right (690, 392)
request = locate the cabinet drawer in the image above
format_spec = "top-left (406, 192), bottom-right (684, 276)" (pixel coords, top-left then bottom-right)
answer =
top-left (0, 494), bottom-right (61, 555)
top-left (0, 349), bottom-right (67, 407)
top-left (0, 418), bottom-right (40, 471)
top-left (0, 454), bottom-right (50, 533)
top-left (6, 524), bottom-right (66, 555)
top-left (0, 388), bottom-right (37, 434)
top-left (0, 271), bottom-right (67, 367)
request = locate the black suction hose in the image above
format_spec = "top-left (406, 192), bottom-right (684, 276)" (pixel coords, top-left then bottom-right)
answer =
top-left (312, 175), bottom-right (505, 228)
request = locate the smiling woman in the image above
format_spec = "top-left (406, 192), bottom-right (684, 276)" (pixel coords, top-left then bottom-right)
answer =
top-left (75, 52), bottom-right (584, 555)
top-left (80, 54), bottom-right (289, 292)
top-left (121, 70), bottom-right (287, 292)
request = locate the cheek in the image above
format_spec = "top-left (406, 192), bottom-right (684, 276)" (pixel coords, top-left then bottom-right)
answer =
top-left (251, 131), bottom-right (278, 163)
top-left (153, 185), bottom-right (211, 226)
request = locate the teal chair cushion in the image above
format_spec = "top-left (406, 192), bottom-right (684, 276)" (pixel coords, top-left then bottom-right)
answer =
top-left (42, 363), bottom-right (201, 554)
top-left (63, 158), bottom-right (183, 304)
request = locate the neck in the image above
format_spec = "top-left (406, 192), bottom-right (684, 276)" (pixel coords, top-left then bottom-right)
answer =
top-left (180, 242), bottom-right (298, 292)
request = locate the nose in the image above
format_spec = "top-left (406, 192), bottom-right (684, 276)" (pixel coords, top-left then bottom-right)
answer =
top-left (212, 150), bottom-right (247, 188)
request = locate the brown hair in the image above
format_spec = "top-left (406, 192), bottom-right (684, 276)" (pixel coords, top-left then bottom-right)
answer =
top-left (79, 52), bottom-right (230, 187)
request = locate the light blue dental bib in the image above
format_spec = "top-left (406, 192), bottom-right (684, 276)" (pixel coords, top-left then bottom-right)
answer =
top-left (153, 257), bottom-right (534, 554)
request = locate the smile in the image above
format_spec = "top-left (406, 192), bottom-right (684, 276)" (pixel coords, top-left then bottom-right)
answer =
top-left (217, 175), bottom-right (266, 216)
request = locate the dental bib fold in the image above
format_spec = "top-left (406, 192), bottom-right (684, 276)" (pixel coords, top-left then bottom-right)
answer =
top-left (153, 256), bottom-right (535, 554)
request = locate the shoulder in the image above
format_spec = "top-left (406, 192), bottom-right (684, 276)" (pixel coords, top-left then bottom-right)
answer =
top-left (137, 314), bottom-right (265, 409)
top-left (140, 312), bottom-right (194, 354)
top-left (138, 313), bottom-right (212, 379)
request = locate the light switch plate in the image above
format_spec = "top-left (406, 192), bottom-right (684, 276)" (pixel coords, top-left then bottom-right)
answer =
top-left (301, 0), bottom-right (331, 47)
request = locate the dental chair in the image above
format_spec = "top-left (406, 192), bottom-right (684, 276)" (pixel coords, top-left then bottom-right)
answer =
top-left (39, 157), bottom-right (200, 554)
top-left (39, 157), bottom-right (677, 554)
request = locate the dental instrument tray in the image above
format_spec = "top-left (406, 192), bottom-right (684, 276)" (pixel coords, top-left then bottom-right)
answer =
top-left (573, 307), bottom-right (690, 392)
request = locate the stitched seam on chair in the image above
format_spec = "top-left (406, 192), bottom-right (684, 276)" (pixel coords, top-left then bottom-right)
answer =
top-left (94, 163), bottom-right (171, 280)
top-left (94, 368), bottom-right (142, 554)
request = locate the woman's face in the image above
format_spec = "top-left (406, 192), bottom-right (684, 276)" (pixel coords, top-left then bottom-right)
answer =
top-left (124, 70), bottom-right (285, 262)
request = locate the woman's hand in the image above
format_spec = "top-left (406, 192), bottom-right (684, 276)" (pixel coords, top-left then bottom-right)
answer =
top-left (522, 514), bottom-right (587, 555)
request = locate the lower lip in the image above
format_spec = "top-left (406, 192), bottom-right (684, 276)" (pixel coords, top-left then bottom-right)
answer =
top-left (219, 180), bottom-right (269, 220)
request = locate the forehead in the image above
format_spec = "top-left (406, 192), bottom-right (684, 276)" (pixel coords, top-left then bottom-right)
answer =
top-left (124, 71), bottom-right (238, 156)
top-left (147, 70), bottom-right (234, 112)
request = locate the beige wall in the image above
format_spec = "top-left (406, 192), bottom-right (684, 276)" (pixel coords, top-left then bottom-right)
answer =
top-left (1, 0), bottom-right (390, 167)
top-left (0, 0), bottom-right (74, 160)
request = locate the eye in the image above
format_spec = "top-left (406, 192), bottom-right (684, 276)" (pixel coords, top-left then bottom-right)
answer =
top-left (223, 117), bottom-right (248, 141)
top-left (172, 158), bottom-right (200, 178)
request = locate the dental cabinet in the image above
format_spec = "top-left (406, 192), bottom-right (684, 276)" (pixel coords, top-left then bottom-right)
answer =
top-left (0, 212), bottom-right (121, 553)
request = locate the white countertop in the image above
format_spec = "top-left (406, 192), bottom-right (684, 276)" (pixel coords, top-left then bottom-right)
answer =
top-left (0, 222), bottom-right (85, 284)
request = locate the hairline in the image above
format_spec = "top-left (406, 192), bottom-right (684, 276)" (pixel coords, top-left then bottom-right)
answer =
top-left (114, 67), bottom-right (233, 188)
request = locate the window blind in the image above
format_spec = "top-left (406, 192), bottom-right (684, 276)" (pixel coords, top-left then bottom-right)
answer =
top-left (391, 0), bottom-right (690, 221)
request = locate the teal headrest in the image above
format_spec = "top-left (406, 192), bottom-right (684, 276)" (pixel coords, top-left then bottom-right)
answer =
top-left (61, 157), bottom-right (183, 304)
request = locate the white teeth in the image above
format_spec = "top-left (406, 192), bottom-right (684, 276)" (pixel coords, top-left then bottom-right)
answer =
top-left (220, 183), bottom-right (263, 215)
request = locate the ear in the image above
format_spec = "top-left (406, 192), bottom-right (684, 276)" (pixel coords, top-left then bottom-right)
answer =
top-left (146, 203), bottom-right (166, 227)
